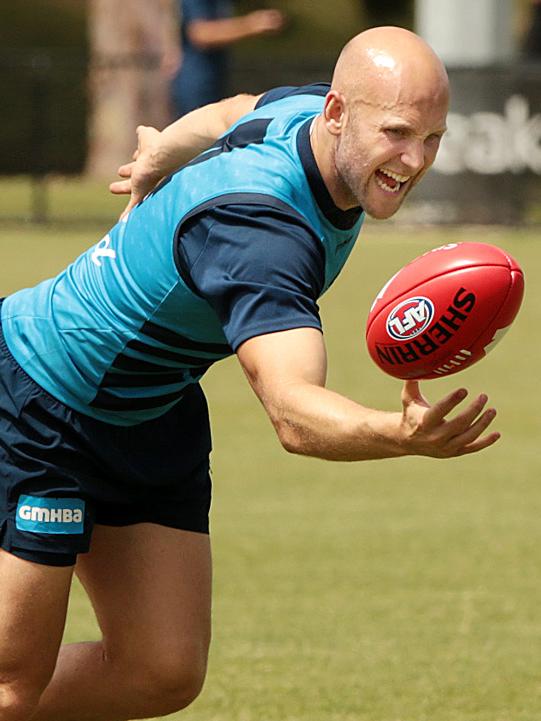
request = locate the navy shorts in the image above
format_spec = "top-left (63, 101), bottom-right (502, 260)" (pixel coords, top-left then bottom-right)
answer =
top-left (0, 324), bottom-right (212, 567)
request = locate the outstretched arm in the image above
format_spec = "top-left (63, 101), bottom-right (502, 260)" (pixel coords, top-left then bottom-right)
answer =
top-left (237, 327), bottom-right (499, 462)
top-left (186, 10), bottom-right (284, 49)
top-left (110, 93), bottom-right (261, 216)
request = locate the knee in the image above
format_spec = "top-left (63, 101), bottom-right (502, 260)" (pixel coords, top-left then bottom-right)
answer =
top-left (0, 682), bottom-right (43, 721)
top-left (136, 658), bottom-right (206, 714)
top-left (120, 642), bottom-right (208, 715)
top-left (145, 656), bottom-right (206, 711)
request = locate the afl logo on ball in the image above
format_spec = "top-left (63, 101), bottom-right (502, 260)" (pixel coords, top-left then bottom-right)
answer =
top-left (386, 296), bottom-right (435, 341)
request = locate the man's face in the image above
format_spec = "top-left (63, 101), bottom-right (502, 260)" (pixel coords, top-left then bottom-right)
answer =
top-left (334, 93), bottom-right (448, 219)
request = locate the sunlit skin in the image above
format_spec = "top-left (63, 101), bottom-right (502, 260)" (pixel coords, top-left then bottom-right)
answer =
top-left (310, 26), bottom-right (450, 219)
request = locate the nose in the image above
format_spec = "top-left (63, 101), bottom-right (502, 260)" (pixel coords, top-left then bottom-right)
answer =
top-left (400, 139), bottom-right (425, 173)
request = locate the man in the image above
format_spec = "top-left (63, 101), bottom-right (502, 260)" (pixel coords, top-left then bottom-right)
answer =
top-left (170, 0), bottom-right (285, 116)
top-left (0, 27), bottom-right (498, 721)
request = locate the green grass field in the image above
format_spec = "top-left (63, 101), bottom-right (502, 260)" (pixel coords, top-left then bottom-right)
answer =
top-left (0, 191), bottom-right (540, 721)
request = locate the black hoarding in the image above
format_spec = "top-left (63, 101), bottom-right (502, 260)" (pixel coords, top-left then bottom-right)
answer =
top-left (401, 65), bottom-right (541, 225)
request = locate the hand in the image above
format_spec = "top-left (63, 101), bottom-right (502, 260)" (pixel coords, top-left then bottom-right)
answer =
top-left (246, 9), bottom-right (285, 35)
top-left (400, 380), bottom-right (500, 458)
top-left (109, 126), bottom-right (165, 219)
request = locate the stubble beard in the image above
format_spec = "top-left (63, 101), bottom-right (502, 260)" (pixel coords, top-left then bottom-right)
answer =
top-left (333, 135), bottom-right (367, 211)
top-left (337, 143), bottom-right (411, 220)
top-left (333, 124), bottom-right (422, 219)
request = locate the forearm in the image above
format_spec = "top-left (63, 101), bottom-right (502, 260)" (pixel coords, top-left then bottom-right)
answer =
top-left (239, 330), bottom-right (498, 464)
top-left (187, 17), bottom-right (260, 48)
top-left (267, 382), bottom-right (407, 462)
top-left (109, 94), bottom-right (259, 215)
top-left (147, 95), bottom-right (254, 175)
top-left (131, 94), bottom-right (257, 183)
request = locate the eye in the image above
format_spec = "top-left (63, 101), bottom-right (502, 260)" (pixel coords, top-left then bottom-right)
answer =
top-left (425, 133), bottom-right (443, 144)
top-left (385, 127), bottom-right (408, 139)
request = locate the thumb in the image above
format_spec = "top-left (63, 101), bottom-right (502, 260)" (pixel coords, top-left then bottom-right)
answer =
top-left (136, 125), bottom-right (161, 148)
top-left (401, 379), bottom-right (428, 407)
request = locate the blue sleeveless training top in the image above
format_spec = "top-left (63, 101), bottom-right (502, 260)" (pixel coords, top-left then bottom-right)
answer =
top-left (2, 84), bottom-right (365, 425)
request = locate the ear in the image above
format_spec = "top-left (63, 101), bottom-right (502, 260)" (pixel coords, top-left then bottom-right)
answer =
top-left (323, 90), bottom-right (346, 136)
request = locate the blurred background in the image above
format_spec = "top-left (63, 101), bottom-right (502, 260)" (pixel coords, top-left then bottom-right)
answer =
top-left (1, 5), bottom-right (541, 721)
top-left (1, 0), bottom-right (541, 224)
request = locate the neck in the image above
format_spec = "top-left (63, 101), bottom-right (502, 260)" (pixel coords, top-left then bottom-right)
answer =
top-left (309, 115), bottom-right (358, 211)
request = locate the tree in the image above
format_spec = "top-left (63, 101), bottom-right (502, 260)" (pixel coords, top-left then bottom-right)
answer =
top-left (86, 0), bottom-right (180, 179)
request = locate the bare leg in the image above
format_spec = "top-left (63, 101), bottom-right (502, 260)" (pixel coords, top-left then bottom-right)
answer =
top-left (0, 549), bottom-right (73, 721)
top-left (33, 523), bottom-right (212, 721)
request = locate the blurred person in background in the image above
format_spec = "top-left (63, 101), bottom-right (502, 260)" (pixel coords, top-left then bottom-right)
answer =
top-left (171, 0), bottom-right (285, 116)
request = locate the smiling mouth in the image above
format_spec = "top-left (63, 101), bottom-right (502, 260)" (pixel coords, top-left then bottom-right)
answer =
top-left (374, 168), bottom-right (411, 194)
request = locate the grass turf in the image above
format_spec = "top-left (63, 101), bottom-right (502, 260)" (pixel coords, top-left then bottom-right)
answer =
top-left (0, 207), bottom-right (539, 721)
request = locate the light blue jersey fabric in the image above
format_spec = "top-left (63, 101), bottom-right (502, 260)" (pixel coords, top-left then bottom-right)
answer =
top-left (2, 86), bottom-right (365, 426)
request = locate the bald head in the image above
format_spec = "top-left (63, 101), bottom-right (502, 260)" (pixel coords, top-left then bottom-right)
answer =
top-left (332, 26), bottom-right (449, 110)
top-left (312, 26), bottom-right (449, 218)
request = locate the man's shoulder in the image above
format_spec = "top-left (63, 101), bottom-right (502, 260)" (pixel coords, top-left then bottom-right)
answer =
top-left (185, 202), bottom-right (322, 249)
top-left (180, 203), bottom-right (324, 284)
top-left (255, 83), bottom-right (330, 110)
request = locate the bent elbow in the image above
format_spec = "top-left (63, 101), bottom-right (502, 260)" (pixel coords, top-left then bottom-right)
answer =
top-left (279, 434), bottom-right (300, 455)
top-left (274, 420), bottom-right (308, 456)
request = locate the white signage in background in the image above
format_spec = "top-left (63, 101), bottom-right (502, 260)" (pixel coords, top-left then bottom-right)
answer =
top-left (416, 0), bottom-right (514, 67)
top-left (434, 95), bottom-right (541, 175)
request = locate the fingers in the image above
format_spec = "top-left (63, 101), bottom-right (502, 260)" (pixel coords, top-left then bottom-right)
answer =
top-left (444, 393), bottom-right (489, 437)
top-left (422, 387), bottom-right (468, 428)
top-left (109, 162), bottom-right (134, 196)
top-left (458, 430), bottom-right (501, 455)
top-left (109, 180), bottom-right (132, 195)
top-left (424, 390), bottom-right (498, 456)
top-left (446, 405), bottom-right (497, 451)
top-left (401, 382), bottom-right (500, 458)
top-left (118, 163), bottom-right (134, 179)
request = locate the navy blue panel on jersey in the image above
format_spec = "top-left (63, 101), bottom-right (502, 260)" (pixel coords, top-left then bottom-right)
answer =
top-left (256, 83), bottom-right (330, 109)
top-left (140, 322), bottom-right (230, 354)
top-left (124, 341), bottom-right (214, 366)
top-left (186, 118), bottom-right (272, 168)
top-left (177, 203), bottom-right (325, 351)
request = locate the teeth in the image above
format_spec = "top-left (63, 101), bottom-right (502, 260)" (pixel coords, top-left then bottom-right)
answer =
top-left (379, 168), bottom-right (410, 183)
top-left (375, 175), bottom-right (401, 193)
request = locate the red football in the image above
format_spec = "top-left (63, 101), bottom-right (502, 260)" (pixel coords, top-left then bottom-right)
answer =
top-left (365, 242), bottom-right (524, 380)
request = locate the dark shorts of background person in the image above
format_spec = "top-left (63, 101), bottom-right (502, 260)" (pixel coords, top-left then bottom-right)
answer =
top-left (0, 317), bottom-right (212, 568)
